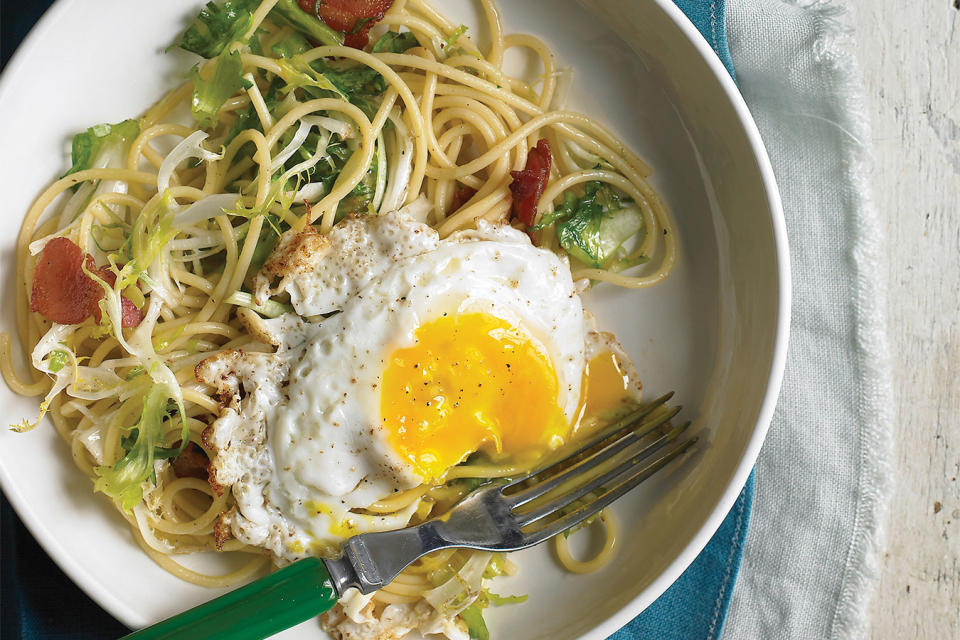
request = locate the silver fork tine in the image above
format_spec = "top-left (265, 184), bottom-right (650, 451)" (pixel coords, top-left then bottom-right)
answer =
top-left (518, 434), bottom-right (698, 547)
top-left (513, 421), bottom-right (692, 528)
top-left (324, 393), bottom-right (696, 596)
top-left (504, 403), bottom-right (681, 509)
top-left (502, 392), bottom-right (675, 491)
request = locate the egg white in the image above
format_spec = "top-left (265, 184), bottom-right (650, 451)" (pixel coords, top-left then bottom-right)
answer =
top-left (198, 212), bottom-right (587, 561)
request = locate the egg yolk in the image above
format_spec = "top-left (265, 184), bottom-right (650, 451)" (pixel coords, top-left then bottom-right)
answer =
top-left (581, 351), bottom-right (635, 419)
top-left (380, 313), bottom-right (570, 482)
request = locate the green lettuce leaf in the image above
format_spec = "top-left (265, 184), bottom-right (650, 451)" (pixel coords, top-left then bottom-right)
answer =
top-left (191, 49), bottom-right (245, 128)
top-left (225, 76), bottom-right (283, 146)
top-left (484, 591), bottom-right (528, 606)
top-left (130, 191), bottom-right (179, 282)
top-left (93, 385), bottom-right (186, 512)
top-left (271, 30), bottom-right (312, 59)
top-left (316, 62), bottom-right (386, 99)
top-left (277, 56), bottom-right (388, 120)
top-left (277, 57), bottom-right (347, 98)
top-left (308, 58), bottom-right (387, 119)
top-left (176, 0), bottom-right (259, 58)
top-left (65, 119), bottom-right (141, 177)
top-left (544, 181), bottom-right (647, 269)
top-left (271, 0), bottom-right (344, 47)
top-left (372, 30), bottom-right (419, 53)
top-left (460, 605), bottom-right (489, 640)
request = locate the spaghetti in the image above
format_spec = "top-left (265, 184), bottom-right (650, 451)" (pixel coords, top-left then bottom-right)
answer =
top-left (1, 0), bottom-right (675, 637)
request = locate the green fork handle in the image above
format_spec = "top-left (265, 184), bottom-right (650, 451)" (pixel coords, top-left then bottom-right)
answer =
top-left (120, 557), bottom-right (339, 640)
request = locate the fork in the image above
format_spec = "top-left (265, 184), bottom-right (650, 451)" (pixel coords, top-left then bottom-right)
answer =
top-left (122, 392), bottom-right (695, 640)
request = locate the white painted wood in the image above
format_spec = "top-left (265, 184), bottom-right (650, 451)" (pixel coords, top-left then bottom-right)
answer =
top-left (848, 1), bottom-right (960, 637)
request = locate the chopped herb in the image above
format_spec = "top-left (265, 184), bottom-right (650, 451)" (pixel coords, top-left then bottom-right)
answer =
top-left (226, 76), bottom-right (283, 146)
top-left (444, 25), bottom-right (468, 50)
top-left (350, 16), bottom-right (376, 35)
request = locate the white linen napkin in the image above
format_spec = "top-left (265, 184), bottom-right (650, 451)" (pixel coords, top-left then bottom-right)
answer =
top-left (721, 1), bottom-right (894, 637)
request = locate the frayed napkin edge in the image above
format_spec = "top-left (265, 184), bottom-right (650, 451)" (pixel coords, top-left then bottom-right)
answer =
top-left (788, 2), bottom-right (896, 638)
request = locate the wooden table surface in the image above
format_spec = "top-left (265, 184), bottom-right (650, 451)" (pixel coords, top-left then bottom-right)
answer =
top-left (849, 2), bottom-right (960, 637)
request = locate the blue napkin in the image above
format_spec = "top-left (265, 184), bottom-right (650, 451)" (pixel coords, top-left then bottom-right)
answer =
top-left (0, 1), bottom-right (751, 638)
top-left (673, 0), bottom-right (736, 77)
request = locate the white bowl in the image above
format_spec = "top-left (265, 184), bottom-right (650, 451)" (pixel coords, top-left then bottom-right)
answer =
top-left (0, 0), bottom-right (788, 638)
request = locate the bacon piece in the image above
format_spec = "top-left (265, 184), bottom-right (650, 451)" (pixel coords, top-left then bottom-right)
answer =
top-left (171, 442), bottom-right (210, 480)
top-left (450, 186), bottom-right (477, 213)
top-left (172, 440), bottom-right (226, 495)
top-left (509, 139), bottom-right (552, 227)
top-left (298, 0), bottom-right (395, 49)
top-left (30, 237), bottom-right (141, 328)
top-left (30, 237), bottom-right (102, 325)
top-left (93, 268), bottom-right (142, 328)
top-left (120, 296), bottom-right (141, 328)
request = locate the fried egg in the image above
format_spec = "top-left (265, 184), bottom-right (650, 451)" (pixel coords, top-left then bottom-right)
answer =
top-left (198, 212), bottom-right (606, 561)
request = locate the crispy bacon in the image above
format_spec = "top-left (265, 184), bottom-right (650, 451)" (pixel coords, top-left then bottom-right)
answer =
top-left (171, 441), bottom-right (211, 481)
top-left (450, 185), bottom-right (477, 213)
top-left (172, 437), bottom-right (226, 497)
top-left (30, 238), bottom-right (102, 325)
top-left (94, 267), bottom-right (143, 328)
top-left (298, 0), bottom-right (395, 49)
top-left (30, 237), bottom-right (141, 328)
top-left (509, 139), bottom-right (552, 227)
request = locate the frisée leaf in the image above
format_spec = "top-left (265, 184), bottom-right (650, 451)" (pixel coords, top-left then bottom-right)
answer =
top-left (176, 0), bottom-right (259, 58)
top-left (308, 58), bottom-right (387, 119)
top-left (65, 119), bottom-right (141, 177)
top-left (270, 30), bottom-right (312, 59)
top-left (372, 30), bottom-right (419, 53)
top-left (93, 385), bottom-right (185, 512)
top-left (190, 49), bottom-right (245, 128)
top-left (271, 0), bottom-right (344, 47)
top-left (225, 291), bottom-right (293, 318)
top-left (483, 591), bottom-right (527, 606)
top-left (460, 605), bottom-right (489, 640)
top-left (538, 181), bottom-right (647, 269)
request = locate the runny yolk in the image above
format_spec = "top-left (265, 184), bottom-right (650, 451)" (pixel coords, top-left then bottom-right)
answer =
top-left (380, 313), bottom-right (569, 482)
top-left (582, 351), bottom-right (634, 419)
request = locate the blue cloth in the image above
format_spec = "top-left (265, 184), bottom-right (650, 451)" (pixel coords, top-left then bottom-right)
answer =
top-left (1, 497), bottom-right (129, 639)
top-left (673, 0), bottom-right (736, 78)
top-left (0, 1), bottom-right (751, 639)
top-left (609, 474), bottom-right (754, 640)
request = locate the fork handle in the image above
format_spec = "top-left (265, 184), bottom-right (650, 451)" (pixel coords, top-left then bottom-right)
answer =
top-left (119, 557), bottom-right (339, 640)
